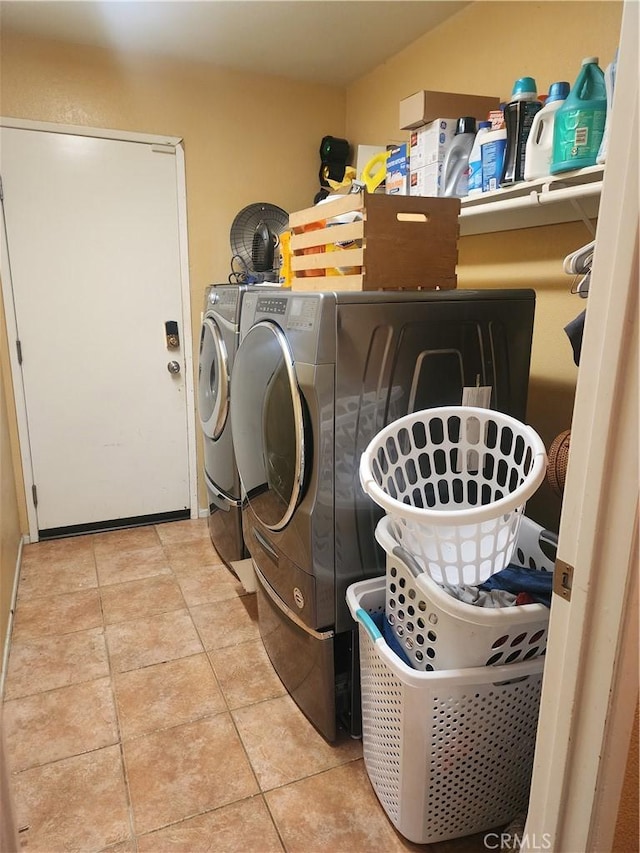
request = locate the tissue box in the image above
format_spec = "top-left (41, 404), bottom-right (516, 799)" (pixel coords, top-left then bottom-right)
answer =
top-left (385, 144), bottom-right (409, 195)
top-left (400, 90), bottom-right (500, 130)
top-left (409, 120), bottom-right (456, 170)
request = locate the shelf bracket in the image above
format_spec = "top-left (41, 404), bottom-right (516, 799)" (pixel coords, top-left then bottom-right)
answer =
top-left (569, 198), bottom-right (597, 237)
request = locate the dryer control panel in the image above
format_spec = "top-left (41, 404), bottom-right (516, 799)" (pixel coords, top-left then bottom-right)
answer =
top-left (256, 296), bottom-right (287, 315)
top-left (255, 295), bottom-right (320, 332)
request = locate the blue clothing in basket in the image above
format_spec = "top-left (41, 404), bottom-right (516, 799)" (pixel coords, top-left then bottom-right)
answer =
top-left (370, 611), bottom-right (414, 667)
top-left (479, 565), bottom-right (553, 608)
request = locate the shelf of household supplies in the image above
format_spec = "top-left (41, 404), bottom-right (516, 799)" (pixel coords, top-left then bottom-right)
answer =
top-left (459, 164), bottom-right (604, 236)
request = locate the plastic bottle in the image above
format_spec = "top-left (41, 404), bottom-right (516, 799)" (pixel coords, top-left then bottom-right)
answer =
top-left (500, 77), bottom-right (542, 186)
top-left (524, 81), bottom-right (571, 181)
top-left (551, 57), bottom-right (607, 174)
top-left (467, 121), bottom-right (492, 196)
top-left (597, 51), bottom-right (617, 164)
top-left (441, 117), bottom-right (477, 198)
top-left (480, 128), bottom-right (508, 192)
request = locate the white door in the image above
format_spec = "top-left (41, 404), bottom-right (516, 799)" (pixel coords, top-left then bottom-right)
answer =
top-left (1, 125), bottom-right (194, 535)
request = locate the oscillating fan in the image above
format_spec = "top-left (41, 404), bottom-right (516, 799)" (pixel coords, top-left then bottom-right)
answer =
top-left (229, 202), bottom-right (288, 284)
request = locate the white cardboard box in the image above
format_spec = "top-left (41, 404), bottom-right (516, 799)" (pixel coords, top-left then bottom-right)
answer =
top-left (410, 162), bottom-right (445, 197)
top-left (409, 120), bottom-right (456, 170)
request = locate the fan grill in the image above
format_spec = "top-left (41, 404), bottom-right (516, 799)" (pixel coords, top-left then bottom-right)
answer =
top-left (230, 202), bottom-right (288, 271)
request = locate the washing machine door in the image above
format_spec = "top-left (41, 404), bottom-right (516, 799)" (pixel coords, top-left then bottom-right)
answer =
top-left (231, 320), bottom-right (306, 531)
top-left (198, 316), bottom-right (230, 440)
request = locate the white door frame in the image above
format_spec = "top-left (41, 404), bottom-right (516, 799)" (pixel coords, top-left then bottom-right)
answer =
top-left (524, 2), bottom-right (639, 849)
top-left (0, 117), bottom-right (198, 541)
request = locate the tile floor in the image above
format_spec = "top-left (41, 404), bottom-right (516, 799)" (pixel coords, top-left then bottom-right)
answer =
top-left (2, 518), bottom-right (493, 852)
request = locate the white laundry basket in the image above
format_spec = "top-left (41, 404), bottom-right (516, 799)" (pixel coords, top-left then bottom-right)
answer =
top-left (346, 576), bottom-right (544, 845)
top-left (376, 514), bottom-right (556, 670)
top-left (359, 406), bottom-right (547, 586)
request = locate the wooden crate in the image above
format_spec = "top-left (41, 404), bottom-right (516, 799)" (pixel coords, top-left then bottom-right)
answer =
top-left (288, 192), bottom-right (460, 292)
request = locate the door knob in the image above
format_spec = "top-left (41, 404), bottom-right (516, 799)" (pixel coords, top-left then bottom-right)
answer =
top-left (167, 360), bottom-right (181, 374)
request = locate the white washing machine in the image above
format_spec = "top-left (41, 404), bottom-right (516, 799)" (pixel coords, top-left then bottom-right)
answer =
top-left (230, 288), bottom-right (537, 741)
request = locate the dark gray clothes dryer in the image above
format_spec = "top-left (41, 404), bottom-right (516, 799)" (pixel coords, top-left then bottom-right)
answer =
top-left (230, 288), bottom-right (536, 741)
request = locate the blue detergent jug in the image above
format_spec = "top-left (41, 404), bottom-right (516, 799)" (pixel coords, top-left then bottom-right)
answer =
top-left (551, 57), bottom-right (607, 174)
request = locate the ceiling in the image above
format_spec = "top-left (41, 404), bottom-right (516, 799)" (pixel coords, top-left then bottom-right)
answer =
top-left (0, 1), bottom-right (470, 86)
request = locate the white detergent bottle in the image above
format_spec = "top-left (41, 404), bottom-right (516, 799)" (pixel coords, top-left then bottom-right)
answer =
top-left (524, 81), bottom-right (570, 181)
top-left (467, 121), bottom-right (492, 196)
top-left (441, 116), bottom-right (477, 198)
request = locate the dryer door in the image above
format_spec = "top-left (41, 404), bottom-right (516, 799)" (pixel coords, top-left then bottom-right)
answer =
top-left (231, 320), bottom-right (306, 530)
top-left (198, 316), bottom-right (230, 440)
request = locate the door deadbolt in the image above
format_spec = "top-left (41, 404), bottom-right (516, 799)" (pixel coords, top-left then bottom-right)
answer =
top-left (165, 321), bottom-right (180, 350)
top-left (167, 360), bottom-right (181, 374)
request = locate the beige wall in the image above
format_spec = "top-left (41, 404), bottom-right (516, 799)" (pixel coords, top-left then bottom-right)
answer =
top-left (346, 0), bottom-right (623, 528)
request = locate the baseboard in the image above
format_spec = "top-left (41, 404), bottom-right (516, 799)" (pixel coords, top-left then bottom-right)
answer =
top-left (198, 507), bottom-right (210, 519)
top-left (0, 535), bottom-right (26, 701)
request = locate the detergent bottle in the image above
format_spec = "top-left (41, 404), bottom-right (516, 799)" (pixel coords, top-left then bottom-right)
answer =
top-left (597, 51), bottom-right (618, 164)
top-left (441, 117), bottom-right (477, 198)
top-left (551, 57), bottom-right (607, 174)
top-left (524, 81), bottom-right (570, 181)
top-left (467, 121), bottom-right (492, 195)
top-left (500, 77), bottom-right (542, 185)
top-left (480, 128), bottom-right (508, 192)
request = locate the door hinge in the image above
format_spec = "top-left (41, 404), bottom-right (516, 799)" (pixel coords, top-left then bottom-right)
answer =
top-left (32, 484), bottom-right (38, 508)
top-left (554, 558), bottom-right (574, 602)
top-left (16, 339), bottom-right (23, 364)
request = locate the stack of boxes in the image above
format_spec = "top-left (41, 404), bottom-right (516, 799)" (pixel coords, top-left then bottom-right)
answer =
top-left (386, 90), bottom-right (500, 198)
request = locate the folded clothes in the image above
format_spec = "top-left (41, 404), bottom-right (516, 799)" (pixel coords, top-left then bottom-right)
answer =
top-left (479, 565), bottom-right (553, 608)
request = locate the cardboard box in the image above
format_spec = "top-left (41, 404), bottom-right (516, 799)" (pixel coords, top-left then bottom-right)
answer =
top-left (410, 162), bottom-right (445, 198)
top-left (409, 120), bottom-right (456, 170)
top-left (385, 143), bottom-right (409, 195)
top-left (400, 90), bottom-right (501, 131)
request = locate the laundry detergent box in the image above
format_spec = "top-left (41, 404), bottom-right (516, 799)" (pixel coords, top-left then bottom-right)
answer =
top-left (409, 162), bottom-right (445, 197)
top-left (409, 120), bottom-right (456, 170)
top-left (385, 143), bottom-right (409, 195)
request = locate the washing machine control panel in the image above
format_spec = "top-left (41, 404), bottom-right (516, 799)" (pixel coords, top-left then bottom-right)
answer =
top-left (256, 296), bottom-right (287, 315)
top-left (287, 297), bottom-right (319, 331)
top-left (251, 294), bottom-right (320, 334)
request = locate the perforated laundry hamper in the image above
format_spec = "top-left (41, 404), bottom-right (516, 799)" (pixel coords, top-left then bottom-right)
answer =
top-left (359, 406), bottom-right (548, 586)
top-left (376, 514), bottom-right (556, 670)
top-left (346, 577), bottom-right (544, 845)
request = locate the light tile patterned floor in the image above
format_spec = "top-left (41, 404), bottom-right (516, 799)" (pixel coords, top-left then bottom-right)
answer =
top-left (2, 518), bottom-right (493, 852)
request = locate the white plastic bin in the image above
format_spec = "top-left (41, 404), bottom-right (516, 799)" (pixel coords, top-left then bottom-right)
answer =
top-left (346, 576), bottom-right (544, 845)
top-left (376, 514), bottom-right (555, 670)
top-left (359, 406), bottom-right (547, 586)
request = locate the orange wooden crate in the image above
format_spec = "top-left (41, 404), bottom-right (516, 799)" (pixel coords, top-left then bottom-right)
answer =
top-left (288, 192), bottom-right (460, 292)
